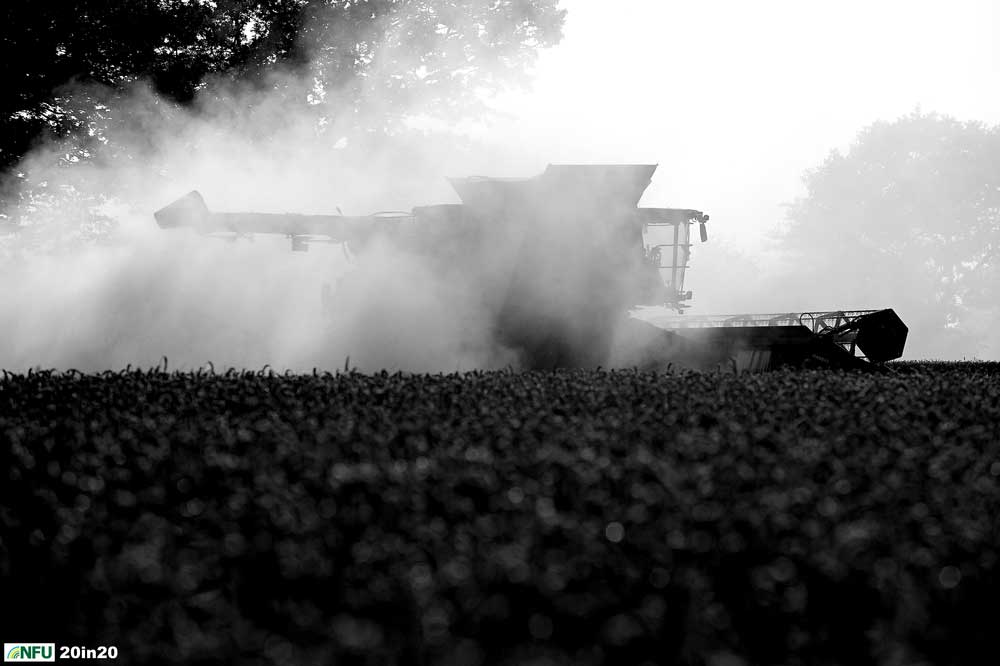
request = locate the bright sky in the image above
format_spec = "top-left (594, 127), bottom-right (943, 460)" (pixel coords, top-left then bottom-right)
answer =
top-left (484, 0), bottom-right (1000, 253)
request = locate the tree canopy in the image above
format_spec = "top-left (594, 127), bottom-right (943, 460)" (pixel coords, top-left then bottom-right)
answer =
top-left (0, 0), bottom-right (565, 173)
top-left (783, 111), bottom-right (1000, 356)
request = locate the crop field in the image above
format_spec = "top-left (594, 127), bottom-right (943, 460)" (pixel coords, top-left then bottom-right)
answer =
top-left (2, 362), bottom-right (999, 665)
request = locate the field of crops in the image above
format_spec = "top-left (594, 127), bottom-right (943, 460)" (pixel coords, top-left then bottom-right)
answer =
top-left (2, 362), bottom-right (999, 665)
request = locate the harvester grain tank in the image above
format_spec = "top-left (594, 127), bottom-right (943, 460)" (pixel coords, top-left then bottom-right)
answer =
top-left (154, 164), bottom-right (907, 370)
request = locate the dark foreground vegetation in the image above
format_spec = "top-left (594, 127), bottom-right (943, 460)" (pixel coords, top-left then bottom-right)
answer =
top-left (2, 362), bottom-right (999, 665)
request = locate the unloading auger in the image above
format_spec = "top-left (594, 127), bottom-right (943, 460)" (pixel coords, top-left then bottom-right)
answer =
top-left (154, 164), bottom-right (907, 371)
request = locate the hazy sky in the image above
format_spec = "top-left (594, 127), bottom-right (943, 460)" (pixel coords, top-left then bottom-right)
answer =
top-left (485, 0), bottom-right (1000, 253)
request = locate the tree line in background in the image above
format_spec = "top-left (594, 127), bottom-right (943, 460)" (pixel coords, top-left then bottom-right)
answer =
top-left (783, 111), bottom-right (1000, 357)
top-left (0, 0), bottom-right (565, 182)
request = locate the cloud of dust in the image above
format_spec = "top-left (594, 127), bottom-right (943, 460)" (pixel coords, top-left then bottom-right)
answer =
top-left (0, 7), bottom-right (552, 373)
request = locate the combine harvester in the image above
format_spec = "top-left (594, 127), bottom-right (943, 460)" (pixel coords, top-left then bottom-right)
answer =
top-left (154, 165), bottom-right (907, 371)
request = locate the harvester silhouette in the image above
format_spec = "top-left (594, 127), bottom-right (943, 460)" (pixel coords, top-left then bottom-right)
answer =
top-left (155, 165), bottom-right (906, 371)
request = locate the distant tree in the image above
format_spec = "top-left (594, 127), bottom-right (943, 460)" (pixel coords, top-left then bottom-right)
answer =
top-left (783, 111), bottom-right (1000, 356)
top-left (0, 0), bottom-right (565, 172)
top-left (0, 0), bottom-right (564, 251)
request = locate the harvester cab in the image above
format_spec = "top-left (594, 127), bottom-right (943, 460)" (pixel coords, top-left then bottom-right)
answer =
top-left (154, 164), bottom-right (907, 371)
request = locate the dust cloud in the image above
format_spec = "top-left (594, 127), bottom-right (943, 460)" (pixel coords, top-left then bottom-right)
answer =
top-left (0, 115), bottom-right (527, 372)
top-left (0, 9), bottom-right (549, 372)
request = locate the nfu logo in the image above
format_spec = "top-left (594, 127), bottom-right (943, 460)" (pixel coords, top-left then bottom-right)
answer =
top-left (3, 644), bottom-right (54, 662)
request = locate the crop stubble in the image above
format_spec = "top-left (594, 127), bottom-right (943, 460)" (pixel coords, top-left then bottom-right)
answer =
top-left (1, 362), bottom-right (999, 664)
